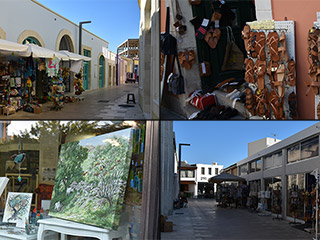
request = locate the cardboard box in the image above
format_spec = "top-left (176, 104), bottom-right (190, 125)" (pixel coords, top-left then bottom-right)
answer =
top-left (34, 106), bottom-right (42, 114)
top-left (163, 221), bottom-right (173, 232)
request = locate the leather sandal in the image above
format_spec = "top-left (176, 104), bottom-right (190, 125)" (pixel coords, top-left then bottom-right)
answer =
top-left (267, 32), bottom-right (279, 62)
top-left (287, 59), bottom-right (296, 86)
top-left (254, 60), bottom-right (266, 90)
top-left (242, 25), bottom-right (251, 54)
top-left (178, 51), bottom-right (189, 69)
top-left (178, 50), bottom-right (196, 70)
top-left (255, 88), bottom-right (270, 118)
top-left (288, 92), bottom-right (298, 119)
top-left (317, 102), bottom-right (320, 119)
top-left (204, 27), bottom-right (221, 49)
top-left (278, 31), bottom-right (289, 63)
top-left (211, 11), bottom-right (222, 23)
top-left (267, 61), bottom-right (278, 89)
top-left (245, 87), bottom-right (255, 116)
top-left (269, 89), bottom-right (284, 120)
top-left (255, 32), bottom-right (266, 61)
top-left (274, 63), bottom-right (285, 98)
top-left (308, 28), bottom-right (320, 64)
top-left (188, 50), bottom-right (196, 67)
top-left (245, 58), bottom-right (254, 84)
top-left (249, 32), bottom-right (258, 58)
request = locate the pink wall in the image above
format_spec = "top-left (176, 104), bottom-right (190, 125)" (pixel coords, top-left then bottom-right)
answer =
top-left (272, 0), bottom-right (319, 119)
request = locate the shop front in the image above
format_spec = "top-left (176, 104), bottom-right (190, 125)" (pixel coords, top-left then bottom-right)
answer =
top-left (0, 39), bottom-right (90, 116)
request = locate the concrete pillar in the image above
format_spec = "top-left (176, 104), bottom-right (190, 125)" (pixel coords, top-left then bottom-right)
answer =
top-left (281, 148), bottom-right (287, 219)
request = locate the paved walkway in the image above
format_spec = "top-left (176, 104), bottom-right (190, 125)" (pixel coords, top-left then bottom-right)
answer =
top-left (162, 199), bottom-right (312, 240)
top-left (1, 83), bottom-right (145, 120)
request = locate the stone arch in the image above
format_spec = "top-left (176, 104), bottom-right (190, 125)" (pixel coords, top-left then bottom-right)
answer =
top-left (56, 29), bottom-right (76, 52)
top-left (0, 26), bottom-right (6, 39)
top-left (17, 30), bottom-right (45, 47)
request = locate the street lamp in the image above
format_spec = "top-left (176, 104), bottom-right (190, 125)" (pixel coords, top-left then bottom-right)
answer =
top-left (178, 143), bottom-right (191, 207)
top-left (79, 21), bottom-right (92, 54)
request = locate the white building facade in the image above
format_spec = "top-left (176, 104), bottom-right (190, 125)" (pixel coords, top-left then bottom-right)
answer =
top-left (194, 163), bottom-right (224, 198)
top-left (0, 0), bottom-right (110, 92)
top-left (236, 123), bottom-right (320, 222)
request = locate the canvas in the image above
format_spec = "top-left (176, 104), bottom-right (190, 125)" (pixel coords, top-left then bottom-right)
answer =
top-left (3, 192), bottom-right (33, 224)
top-left (49, 128), bottom-right (133, 230)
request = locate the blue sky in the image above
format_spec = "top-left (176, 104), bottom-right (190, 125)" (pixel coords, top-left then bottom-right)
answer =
top-left (173, 121), bottom-right (318, 168)
top-left (37, 0), bottom-right (140, 53)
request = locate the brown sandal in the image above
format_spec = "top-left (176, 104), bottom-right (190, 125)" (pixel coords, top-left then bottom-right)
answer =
top-left (255, 32), bottom-right (266, 61)
top-left (267, 61), bottom-right (278, 89)
top-left (255, 88), bottom-right (270, 118)
top-left (278, 31), bottom-right (289, 63)
top-left (269, 89), bottom-right (284, 120)
top-left (317, 102), bottom-right (320, 119)
top-left (267, 32), bottom-right (279, 62)
top-left (245, 58), bottom-right (254, 84)
top-left (204, 27), bottom-right (221, 49)
top-left (287, 59), bottom-right (296, 86)
top-left (254, 60), bottom-right (266, 90)
top-left (249, 32), bottom-right (259, 58)
top-left (245, 87), bottom-right (255, 116)
top-left (242, 25), bottom-right (251, 54)
top-left (274, 63), bottom-right (285, 98)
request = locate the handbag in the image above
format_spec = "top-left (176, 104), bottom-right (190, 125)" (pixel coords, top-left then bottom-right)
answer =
top-left (167, 54), bottom-right (185, 95)
top-left (222, 26), bottom-right (245, 71)
top-left (186, 90), bottom-right (216, 110)
top-left (161, 7), bottom-right (177, 55)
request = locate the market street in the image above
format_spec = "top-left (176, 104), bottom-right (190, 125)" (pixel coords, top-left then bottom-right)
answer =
top-left (2, 83), bottom-right (145, 120)
top-left (162, 198), bottom-right (312, 240)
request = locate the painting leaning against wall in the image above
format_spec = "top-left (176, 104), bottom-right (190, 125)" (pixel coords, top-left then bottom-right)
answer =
top-left (49, 128), bottom-right (133, 230)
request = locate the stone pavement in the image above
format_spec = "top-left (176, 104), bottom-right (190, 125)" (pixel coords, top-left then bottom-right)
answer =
top-left (162, 198), bottom-right (312, 240)
top-left (1, 83), bottom-right (145, 120)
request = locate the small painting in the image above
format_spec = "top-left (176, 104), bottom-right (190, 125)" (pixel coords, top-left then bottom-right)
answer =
top-left (3, 192), bottom-right (33, 224)
top-left (49, 128), bottom-right (133, 230)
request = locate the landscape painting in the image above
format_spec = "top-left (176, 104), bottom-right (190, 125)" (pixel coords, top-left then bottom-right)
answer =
top-left (3, 192), bottom-right (33, 224)
top-left (49, 128), bottom-right (133, 230)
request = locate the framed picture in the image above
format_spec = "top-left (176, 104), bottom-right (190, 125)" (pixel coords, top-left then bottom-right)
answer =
top-left (3, 192), bottom-right (33, 225)
top-left (49, 128), bottom-right (133, 230)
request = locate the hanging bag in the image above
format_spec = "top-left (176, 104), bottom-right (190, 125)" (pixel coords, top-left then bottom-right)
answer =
top-left (222, 26), bottom-right (245, 71)
top-left (167, 54), bottom-right (185, 95)
top-left (161, 7), bottom-right (177, 55)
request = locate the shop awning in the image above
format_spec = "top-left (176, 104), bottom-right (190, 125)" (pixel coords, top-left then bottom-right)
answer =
top-left (0, 39), bottom-right (30, 56)
top-left (24, 44), bottom-right (70, 60)
top-left (59, 50), bottom-right (92, 61)
top-left (208, 172), bottom-right (246, 184)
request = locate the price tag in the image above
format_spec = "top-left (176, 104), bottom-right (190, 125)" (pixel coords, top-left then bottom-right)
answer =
top-left (317, 12), bottom-right (320, 22)
top-left (201, 63), bottom-right (206, 74)
top-left (201, 18), bottom-right (209, 27)
top-left (215, 20), bottom-right (220, 28)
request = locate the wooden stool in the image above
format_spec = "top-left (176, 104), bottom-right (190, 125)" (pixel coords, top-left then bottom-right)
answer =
top-left (127, 94), bottom-right (136, 104)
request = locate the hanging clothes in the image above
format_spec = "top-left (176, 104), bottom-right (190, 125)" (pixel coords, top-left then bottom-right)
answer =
top-left (70, 60), bottom-right (83, 73)
top-left (46, 57), bottom-right (61, 77)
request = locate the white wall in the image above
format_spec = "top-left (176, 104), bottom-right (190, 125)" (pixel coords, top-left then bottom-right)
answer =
top-left (248, 137), bottom-right (281, 157)
top-left (0, 0), bottom-right (109, 91)
top-left (254, 0), bottom-right (273, 21)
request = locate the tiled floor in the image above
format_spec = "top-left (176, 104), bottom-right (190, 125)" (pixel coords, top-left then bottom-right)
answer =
top-left (162, 198), bottom-right (312, 240)
top-left (1, 83), bottom-right (145, 120)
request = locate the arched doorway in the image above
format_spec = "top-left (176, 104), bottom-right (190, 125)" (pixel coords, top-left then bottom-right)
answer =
top-left (23, 37), bottom-right (41, 46)
top-left (99, 56), bottom-right (105, 88)
top-left (59, 35), bottom-right (75, 92)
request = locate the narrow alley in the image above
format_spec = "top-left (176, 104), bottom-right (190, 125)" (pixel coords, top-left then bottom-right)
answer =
top-left (162, 198), bottom-right (312, 240)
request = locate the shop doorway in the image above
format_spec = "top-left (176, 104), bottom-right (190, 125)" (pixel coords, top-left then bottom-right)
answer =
top-left (59, 35), bottom-right (75, 93)
top-left (191, 0), bottom-right (256, 91)
top-left (83, 49), bottom-right (91, 90)
top-left (99, 56), bottom-right (105, 88)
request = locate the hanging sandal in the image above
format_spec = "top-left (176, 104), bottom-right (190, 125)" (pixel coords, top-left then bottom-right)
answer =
top-left (255, 88), bottom-right (270, 118)
top-left (254, 60), bottom-right (266, 90)
top-left (188, 50), bottom-right (196, 67)
top-left (204, 28), bottom-right (221, 49)
top-left (317, 102), bottom-right (320, 119)
top-left (274, 63), bottom-right (285, 98)
top-left (267, 31), bottom-right (279, 62)
top-left (287, 59), bottom-right (296, 86)
top-left (269, 89), bottom-right (284, 120)
top-left (245, 87), bottom-right (255, 116)
top-left (242, 24), bottom-right (251, 54)
top-left (288, 92), bottom-right (298, 119)
top-left (267, 61), bottom-right (278, 89)
top-left (249, 32), bottom-right (258, 58)
top-left (278, 31), bottom-right (289, 63)
top-left (245, 58), bottom-right (254, 84)
top-left (255, 32), bottom-right (266, 61)
top-left (308, 28), bottom-right (320, 65)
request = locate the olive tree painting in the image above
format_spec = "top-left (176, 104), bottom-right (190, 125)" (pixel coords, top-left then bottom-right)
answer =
top-left (49, 128), bottom-right (133, 230)
top-left (3, 192), bottom-right (33, 224)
